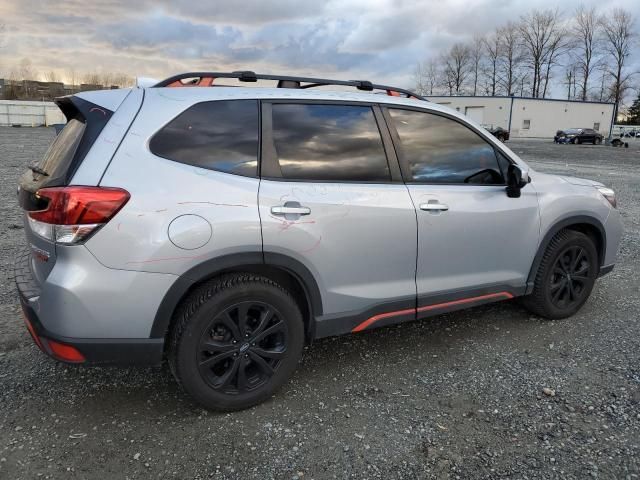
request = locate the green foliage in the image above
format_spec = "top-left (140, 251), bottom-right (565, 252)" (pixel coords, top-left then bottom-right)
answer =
top-left (627, 94), bottom-right (640, 125)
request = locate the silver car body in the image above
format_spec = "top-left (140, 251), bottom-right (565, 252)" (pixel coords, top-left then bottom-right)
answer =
top-left (17, 86), bottom-right (623, 363)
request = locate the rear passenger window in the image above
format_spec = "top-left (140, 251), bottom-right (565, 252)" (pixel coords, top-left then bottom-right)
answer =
top-left (270, 104), bottom-right (390, 182)
top-left (388, 109), bottom-right (504, 185)
top-left (150, 100), bottom-right (259, 177)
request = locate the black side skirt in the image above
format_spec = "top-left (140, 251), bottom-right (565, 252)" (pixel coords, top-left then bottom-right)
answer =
top-left (314, 285), bottom-right (526, 339)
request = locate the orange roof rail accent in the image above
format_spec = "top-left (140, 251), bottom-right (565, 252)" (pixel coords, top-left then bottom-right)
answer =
top-left (166, 76), bottom-right (216, 88)
top-left (152, 71), bottom-right (427, 100)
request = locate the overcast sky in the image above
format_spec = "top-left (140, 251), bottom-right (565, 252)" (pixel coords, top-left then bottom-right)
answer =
top-left (0, 0), bottom-right (637, 97)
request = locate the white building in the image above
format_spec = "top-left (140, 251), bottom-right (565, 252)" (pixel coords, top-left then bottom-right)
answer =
top-left (426, 96), bottom-right (616, 139)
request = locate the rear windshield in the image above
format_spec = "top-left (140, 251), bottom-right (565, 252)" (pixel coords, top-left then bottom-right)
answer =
top-left (39, 118), bottom-right (85, 177)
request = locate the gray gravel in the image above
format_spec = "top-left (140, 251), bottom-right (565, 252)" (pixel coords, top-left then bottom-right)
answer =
top-left (1, 127), bottom-right (639, 479)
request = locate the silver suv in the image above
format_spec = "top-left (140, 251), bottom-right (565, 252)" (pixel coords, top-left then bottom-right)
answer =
top-left (16, 72), bottom-right (622, 410)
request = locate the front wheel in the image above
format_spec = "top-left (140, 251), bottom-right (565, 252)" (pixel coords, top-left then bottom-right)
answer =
top-left (523, 230), bottom-right (598, 319)
top-left (169, 274), bottom-right (305, 411)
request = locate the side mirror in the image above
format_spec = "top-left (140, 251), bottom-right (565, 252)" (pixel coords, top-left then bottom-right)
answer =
top-left (506, 164), bottom-right (529, 198)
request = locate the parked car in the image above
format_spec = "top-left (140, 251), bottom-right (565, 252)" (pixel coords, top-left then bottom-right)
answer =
top-left (484, 125), bottom-right (510, 142)
top-left (554, 128), bottom-right (603, 144)
top-left (16, 71), bottom-right (622, 411)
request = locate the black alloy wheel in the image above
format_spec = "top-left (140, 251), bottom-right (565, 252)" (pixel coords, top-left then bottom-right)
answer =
top-left (522, 229), bottom-right (598, 319)
top-left (548, 245), bottom-right (591, 310)
top-left (198, 301), bottom-right (287, 393)
top-left (169, 274), bottom-right (304, 411)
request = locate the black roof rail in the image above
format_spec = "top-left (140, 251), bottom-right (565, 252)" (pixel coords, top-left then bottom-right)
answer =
top-left (152, 71), bottom-right (425, 100)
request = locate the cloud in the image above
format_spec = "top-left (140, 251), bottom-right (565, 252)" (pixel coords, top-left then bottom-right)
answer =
top-left (0, 0), bottom-right (637, 98)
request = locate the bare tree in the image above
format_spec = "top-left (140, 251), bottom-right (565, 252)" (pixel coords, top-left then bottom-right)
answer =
top-left (600, 8), bottom-right (636, 121)
top-left (497, 22), bottom-right (521, 96)
top-left (541, 23), bottom-right (570, 98)
top-left (65, 69), bottom-right (78, 93)
top-left (469, 36), bottom-right (484, 96)
top-left (483, 32), bottom-right (501, 96)
top-left (443, 43), bottom-right (472, 94)
top-left (572, 6), bottom-right (602, 101)
top-left (111, 73), bottom-right (134, 88)
top-left (413, 60), bottom-right (439, 96)
top-left (564, 65), bottom-right (578, 100)
top-left (519, 9), bottom-right (564, 98)
top-left (83, 72), bottom-right (101, 86)
top-left (43, 71), bottom-right (58, 83)
top-left (19, 58), bottom-right (35, 98)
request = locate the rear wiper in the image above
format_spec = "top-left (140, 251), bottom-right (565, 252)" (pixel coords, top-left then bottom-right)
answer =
top-left (28, 165), bottom-right (49, 177)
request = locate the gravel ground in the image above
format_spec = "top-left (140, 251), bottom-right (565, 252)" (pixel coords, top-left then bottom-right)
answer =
top-left (0, 127), bottom-right (639, 480)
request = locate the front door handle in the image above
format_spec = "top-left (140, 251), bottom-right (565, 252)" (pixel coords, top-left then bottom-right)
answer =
top-left (419, 203), bottom-right (449, 212)
top-left (271, 205), bottom-right (311, 216)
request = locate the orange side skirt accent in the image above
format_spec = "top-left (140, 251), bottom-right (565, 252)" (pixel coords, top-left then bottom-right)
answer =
top-left (417, 292), bottom-right (514, 314)
top-left (351, 308), bottom-right (415, 333)
top-left (351, 292), bottom-right (514, 333)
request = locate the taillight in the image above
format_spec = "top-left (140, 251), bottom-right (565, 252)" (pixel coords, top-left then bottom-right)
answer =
top-left (27, 186), bottom-right (130, 244)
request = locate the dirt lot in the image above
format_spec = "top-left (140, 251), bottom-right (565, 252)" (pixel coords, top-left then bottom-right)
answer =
top-left (0, 128), bottom-right (639, 479)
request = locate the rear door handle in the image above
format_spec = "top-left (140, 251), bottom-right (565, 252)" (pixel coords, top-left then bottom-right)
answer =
top-left (271, 206), bottom-right (311, 216)
top-left (419, 203), bottom-right (449, 212)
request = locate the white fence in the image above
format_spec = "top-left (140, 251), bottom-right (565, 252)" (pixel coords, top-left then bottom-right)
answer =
top-left (0, 100), bottom-right (66, 127)
top-left (612, 125), bottom-right (640, 137)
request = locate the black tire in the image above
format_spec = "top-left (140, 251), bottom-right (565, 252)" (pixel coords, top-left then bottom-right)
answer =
top-left (169, 273), bottom-right (304, 411)
top-left (594, 137), bottom-right (602, 145)
top-left (572, 138), bottom-right (579, 144)
top-left (523, 230), bottom-right (598, 319)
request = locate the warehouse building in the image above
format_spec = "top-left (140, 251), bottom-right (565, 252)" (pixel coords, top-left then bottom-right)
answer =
top-left (426, 95), bottom-right (616, 139)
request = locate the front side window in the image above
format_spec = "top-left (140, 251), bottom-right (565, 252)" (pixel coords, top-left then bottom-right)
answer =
top-left (388, 108), bottom-right (504, 185)
top-left (149, 100), bottom-right (259, 177)
top-left (270, 104), bottom-right (390, 182)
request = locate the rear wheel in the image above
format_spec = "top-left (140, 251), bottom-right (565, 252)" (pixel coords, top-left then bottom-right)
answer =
top-left (169, 274), bottom-right (304, 411)
top-left (523, 230), bottom-right (598, 319)
top-left (594, 137), bottom-right (602, 145)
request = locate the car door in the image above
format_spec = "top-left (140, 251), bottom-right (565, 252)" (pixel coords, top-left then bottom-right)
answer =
top-left (383, 106), bottom-right (540, 316)
top-left (259, 101), bottom-right (418, 335)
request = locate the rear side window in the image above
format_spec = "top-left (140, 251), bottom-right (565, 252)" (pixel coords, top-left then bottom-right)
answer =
top-left (150, 100), bottom-right (259, 177)
top-left (270, 104), bottom-right (390, 182)
top-left (39, 118), bottom-right (86, 178)
top-left (388, 108), bottom-right (504, 185)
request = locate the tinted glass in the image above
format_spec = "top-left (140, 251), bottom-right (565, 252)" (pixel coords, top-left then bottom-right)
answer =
top-left (271, 104), bottom-right (390, 181)
top-left (388, 109), bottom-right (504, 184)
top-left (150, 100), bottom-right (258, 177)
top-left (39, 118), bottom-right (85, 176)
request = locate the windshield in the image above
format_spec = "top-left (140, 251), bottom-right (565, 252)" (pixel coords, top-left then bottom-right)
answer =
top-left (564, 129), bottom-right (582, 134)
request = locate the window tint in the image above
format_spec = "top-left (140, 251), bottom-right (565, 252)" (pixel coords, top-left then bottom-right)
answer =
top-left (496, 151), bottom-right (512, 178)
top-left (270, 104), bottom-right (390, 182)
top-left (150, 100), bottom-right (259, 177)
top-left (388, 109), bottom-right (504, 184)
top-left (39, 118), bottom-right (85, 177)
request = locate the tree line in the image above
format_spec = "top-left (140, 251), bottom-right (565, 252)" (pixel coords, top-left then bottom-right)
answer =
top-left (414, 6), bottom-right (637, 118)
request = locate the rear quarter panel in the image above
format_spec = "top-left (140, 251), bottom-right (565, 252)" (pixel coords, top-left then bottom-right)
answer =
top-left (84, 89), bottom-right (262, 275)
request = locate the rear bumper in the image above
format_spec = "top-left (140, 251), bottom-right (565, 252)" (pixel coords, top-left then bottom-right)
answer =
top-left (15, 249), bottom-right (164, 366)
top-left (19, 298), bottom-right (164, 365)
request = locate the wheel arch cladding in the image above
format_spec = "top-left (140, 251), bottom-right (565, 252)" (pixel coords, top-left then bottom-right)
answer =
top-left (526, 215), bottom-right (606, 292)
top-left (150, 252), bottom-right (322, 342)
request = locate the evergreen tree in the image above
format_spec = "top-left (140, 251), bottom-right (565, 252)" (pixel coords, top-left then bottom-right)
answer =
top-left (627, 93), bottom-right (640, 125)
